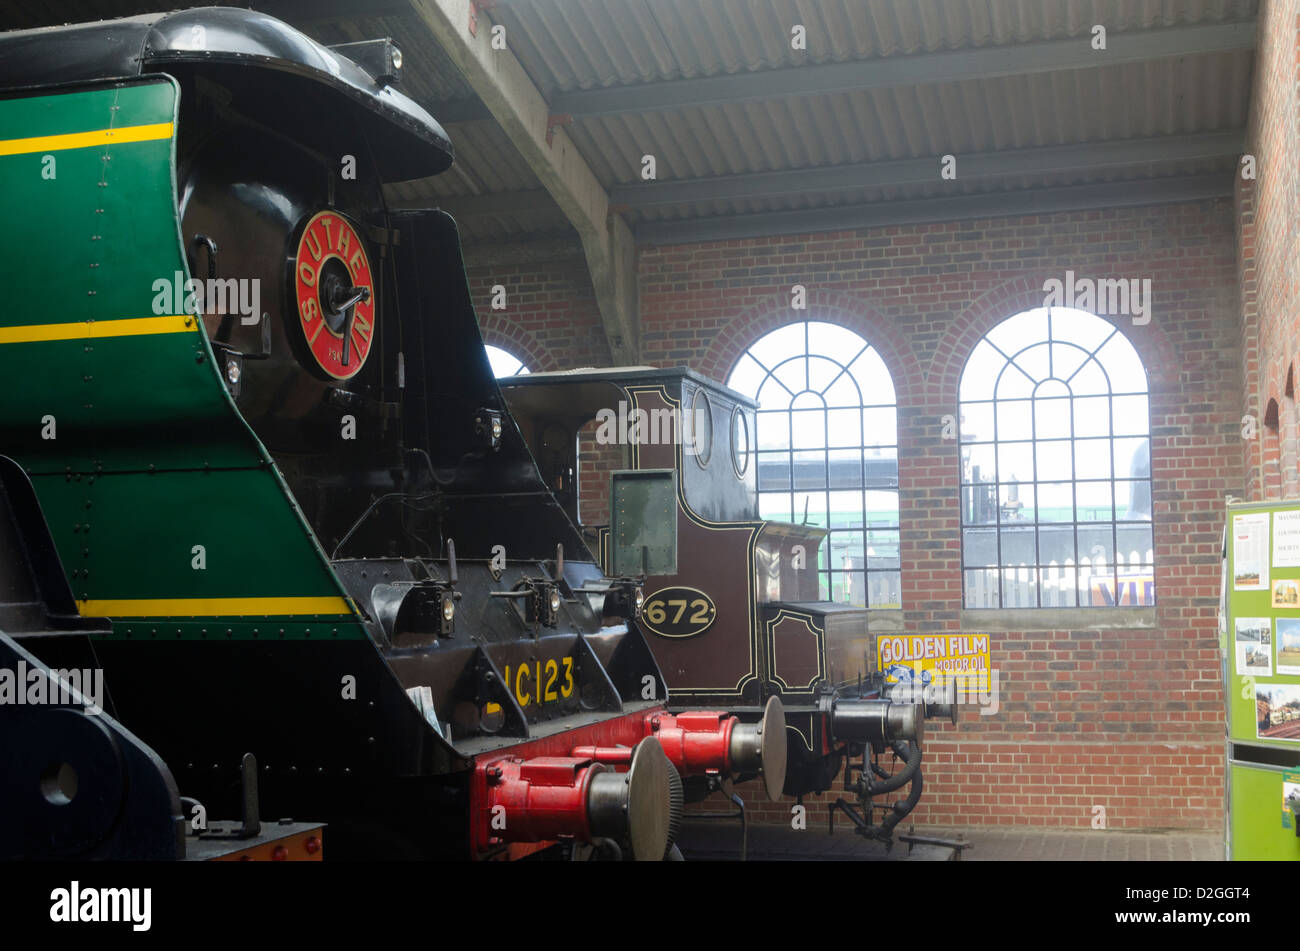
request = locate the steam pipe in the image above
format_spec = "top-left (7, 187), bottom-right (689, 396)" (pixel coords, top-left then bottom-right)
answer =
top-left (862, 738), bottom-right (922, 797)
top-left (877, 766), bottom-right (924, 839)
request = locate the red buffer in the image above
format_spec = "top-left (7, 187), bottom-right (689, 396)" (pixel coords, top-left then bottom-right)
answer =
top-left (573, 696), bottom-right (787, 801)
top-left (473, 738), bottom-right (675, 860)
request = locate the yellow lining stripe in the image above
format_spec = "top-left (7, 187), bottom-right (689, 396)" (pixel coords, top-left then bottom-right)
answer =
top-left (77, 596), bottom-right (354, 618)
top-left (0, 122), bottom-right (174, 156)
top-left (0, 314), bottom-right (194, 345)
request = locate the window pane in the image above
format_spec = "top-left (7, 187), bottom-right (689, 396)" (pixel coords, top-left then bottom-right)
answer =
top-left (961, 402), bottom-right (995, 442)
top-left (1076, 481), bottom-right (1114, 520)
top-left (1112, 394), bottom-right (1149, 435)
top-left (963, 526), bottom-right (997, 565)
top-left (756, 451), bottom-right (790, 490)
top-left (1069, 358), bottom-right (1109, 395)
top-left (756, 410), bottom-right (791, 449)
top-left (1074, 438), bottom-right (1112, 479)
top-left (1016, 342), bottom-right (1051, 381)
top-left (829, 491), bottom-right (864, 528)
top-left (747, 323), bottom-right (806, 370)
top-left (792, 450), bottom-right (826, 490)
top-left (999, 482), bottom-right (1034, 522)
top-left (791, 409), bottom-right (825, 448)
top-left (1036, 482), bottom-right (1074, 521)
top-left (1035, 440), bottom-right (1072, 481)
top-left (827, 408), bottom-right (862, 447)
top-left (1001, 566), bottom-right (1038, 608)
top-left (864, 490), bottom-right (899, 525)
top-left (1073, 395), bottom-right (1111, 437)
top-left (1113, 438), bottom-right (1149, 479)
top-left (997, 441), bottom-right (1034, 482)
top-left (1034, 394), bottom-right (1072, 438)
top-left (827, 449), bottom-right (863, 489)
top-left (995, 362), bottom-right (1037, 399)
top-left (999, 527), bottom-right (1037, 566)
top-left (756, 377), bottom-right (793, 411)
top-left (1038, 566), bottom-right (1078, 607)
top-left (1078, 524), bottom-right (1115, 563)
top-left (828, 530), bottom-right (864, 568)
top-left (759, 492), bottom-right (791, 522)
top-left (996, 400), bottom-right (1033, 439)
top-left (1097, 334), bottom-right (1148, 392)
top-left (1115, 524), bottom-right (1154, 562)
top-left (1114, 480), bottom-right (1151, 520)
top-left (963, 443), bottom-right (997, 483)
top-left (867, 530), bottom-right (900, 569)
top-left (862, 407), bottom-right (896, 447)
top-left (960, 342), bottom-right (1003, 401)
top-left (964, 568), bottom-right (999, 608)
top-left (793, 491), bottom-right (827, 528)
top-left (1050, 341), bottom-right (1088, 380)
top-left (866, 570), bottom-right (901, 608)
top-left (485, 345), bottom-right (529, 377)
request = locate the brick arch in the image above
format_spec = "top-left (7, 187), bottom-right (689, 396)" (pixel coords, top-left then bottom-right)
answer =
top-left (1263, 392), bottom-right (1284, 499)
top-left (479, 317), bottom-right (560, 373)
top-left (699, 288), bottom-right (922, 404)
top-left (930, 274), bottom-right (1181, 400)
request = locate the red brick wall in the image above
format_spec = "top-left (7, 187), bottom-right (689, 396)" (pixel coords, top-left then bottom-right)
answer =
top-left (475, 198), bottom-right (1242, 832)
top-left (1238, 7), bottom-right (1300, 503)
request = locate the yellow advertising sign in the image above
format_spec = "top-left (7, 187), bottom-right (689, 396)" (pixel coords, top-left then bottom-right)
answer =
top-left (877, 633), bottom-right (991, 690)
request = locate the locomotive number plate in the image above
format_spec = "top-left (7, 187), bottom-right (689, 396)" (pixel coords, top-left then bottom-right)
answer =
top-left (640, 587), bottom-right (716, 638)
top-left (500, 657), bottom-right (575, 709)
top-left (293, 210), bottom-right (376, 380)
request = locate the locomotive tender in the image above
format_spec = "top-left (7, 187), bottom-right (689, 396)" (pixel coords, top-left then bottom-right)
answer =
top-left (0, 7), bottom-right (784, 860)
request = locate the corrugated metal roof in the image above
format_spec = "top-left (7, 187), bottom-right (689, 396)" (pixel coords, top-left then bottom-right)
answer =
top-left (0, 0), bottom-right (1258, 244)
top-left (496, 0), bottom-right (1258, 93)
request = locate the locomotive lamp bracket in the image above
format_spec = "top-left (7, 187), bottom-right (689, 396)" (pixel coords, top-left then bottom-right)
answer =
top-left (490, 578), bottom-right (562, 629)
top-left (328, 38), bottom-right (402, 86)
top-left (474, 408), bottom-right (503, 452)
top-left (599, 578), bottom-right (644, 622)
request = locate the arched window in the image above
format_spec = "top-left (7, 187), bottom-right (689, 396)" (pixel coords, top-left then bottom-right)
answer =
top-left (484, 344), bottom-right (530, 378)
top-left (958, 307), bottom-right (1153, 608)
top-left (727, 321), bottom-right (899, 608)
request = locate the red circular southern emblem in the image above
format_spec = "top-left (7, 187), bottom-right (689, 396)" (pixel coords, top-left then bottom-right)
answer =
top-left (292, 211), bottom-right (376, 380)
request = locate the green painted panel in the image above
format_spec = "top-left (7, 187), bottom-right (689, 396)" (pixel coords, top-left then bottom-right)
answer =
top-left (0, 333), bottom-right (260, 472)
top-left (1229, 763), bottom-right (1300, 860)
top-left (0, 80), bottom-right (177, 139)
top-left (0, 77), bottom-right (365, 640)
top-left (34, 468), bottom-right (343, 601)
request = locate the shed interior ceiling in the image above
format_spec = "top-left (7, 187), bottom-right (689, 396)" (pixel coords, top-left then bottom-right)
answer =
top-left (0, 0), bottom-right (1257, 246)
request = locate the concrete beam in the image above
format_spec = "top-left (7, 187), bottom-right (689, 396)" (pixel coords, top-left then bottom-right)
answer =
top-left (612, 132), bottom-right (1245, 208)
top-left (550, 20), bottom-right (1256, 118)
top-left (463, 237), bottom-right (586, 268)
top-left (634, 174), bottom-right (1233, 245)
top-left (408, 0), bottom-right (638, 363)
top-left (388, 187), bottom-right (560, 217)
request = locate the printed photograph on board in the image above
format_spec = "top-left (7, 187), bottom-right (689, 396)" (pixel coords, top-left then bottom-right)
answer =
top-left (1278, 618), bottom-right (1300, 676)
top-left (1257, 684), bottom-right (1300, 741)
top-left (1236, 617), bottom-right (1273, 676)
top-left (1273, 578), bottom-right (1300, 607)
